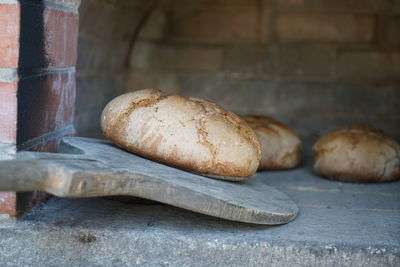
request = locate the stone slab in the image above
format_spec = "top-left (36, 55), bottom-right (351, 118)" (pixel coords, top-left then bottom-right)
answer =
top-left (0, 193), bottom-right (398, 266)
top-left (0, 137), bottom-right (399, 266)
top-left (0, 166), bottom-right (399, 266)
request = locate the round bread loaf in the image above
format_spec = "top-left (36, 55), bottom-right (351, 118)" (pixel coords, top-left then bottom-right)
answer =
top-left (101, 89), bottom-right (261, 180)
top-left (242, 115), bottom-right (302, 171)
top-left (313, 125), bottom-right (400, 182)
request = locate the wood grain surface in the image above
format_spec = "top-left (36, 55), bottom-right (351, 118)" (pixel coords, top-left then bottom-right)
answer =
top-left (0, 137), bottom-right (298, 225)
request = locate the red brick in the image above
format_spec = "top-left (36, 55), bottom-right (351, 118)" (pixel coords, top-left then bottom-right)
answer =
top-left (0, 3), bottom-right (20, 68)
top-left (277, 13), bottom-right (375, 43)
top-left (0, 192), bottom-right (16, 216)
top-left (0, 78), bottom-right (18, 218)
top-left (19, 4), bottom-right (79, 68)
top-left (18, 71), bottom-right (76, 144)
top-left (0, 81), bottom-right (18, 144)
top-left (44, 8), bottom-right (79, 67)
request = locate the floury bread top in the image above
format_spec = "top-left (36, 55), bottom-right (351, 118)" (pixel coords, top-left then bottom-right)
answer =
top-left (101, 89), bottom-right (261, 180)
top-left (313, 125), bottom-right (400, 183)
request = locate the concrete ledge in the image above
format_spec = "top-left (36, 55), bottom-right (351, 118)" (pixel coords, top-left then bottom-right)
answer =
top-left (0, 166), bottom-right (399, 266)
top-left (0, 69), bottom-right (18, 82)
top-left (18, 0), bottom-right (81, 12)
top-left (0, 143), bottom-right (16, 159)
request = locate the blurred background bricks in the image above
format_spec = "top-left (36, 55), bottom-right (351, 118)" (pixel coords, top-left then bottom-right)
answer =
top-left (124, 0), bottom-right (400, 142)
top-left (276, 13), bottom-right (375, 43)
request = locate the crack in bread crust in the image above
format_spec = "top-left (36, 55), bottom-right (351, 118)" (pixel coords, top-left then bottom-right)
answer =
top-left (191, 98), bottom-right (260, 175)
top-left (103, 90), bottom-right (260, 178)
top-left (195, 114), bottom-right (216, 171)
top-left (107, 90), bottom-right (170, 144)
top-left (222, 112), bottom-right (261, 159)
top-left (192, 99), bottom-right (261, 161)
top-left (192, 99), bottom-right (234, 175)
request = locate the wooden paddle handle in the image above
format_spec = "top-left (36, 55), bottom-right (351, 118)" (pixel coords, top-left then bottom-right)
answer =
top-left (0, 159), bottom-right (53, 192)
top-left (0, 150), bottom-right (98, 193)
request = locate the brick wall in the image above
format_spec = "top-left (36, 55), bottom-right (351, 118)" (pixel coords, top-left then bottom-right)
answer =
top-left (0, 0), bottom-right (80, 216)
top-left (75, 0), bottom-right (157, 137)
top-left (129, 0), bottom-right (400, 139)
top-left (1, 0), bottom-right (398, 215)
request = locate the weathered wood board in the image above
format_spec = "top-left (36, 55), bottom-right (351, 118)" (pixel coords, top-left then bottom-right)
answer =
top-left (0, 137), bottom-right (298, 225)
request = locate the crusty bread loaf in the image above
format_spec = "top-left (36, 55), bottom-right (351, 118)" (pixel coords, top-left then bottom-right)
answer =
top-left (313, 125), bottom-right (400, 182)
top-left (101, 89), bottom-right (261, 180)
top-left (242, 115), bottom-right (302, 171)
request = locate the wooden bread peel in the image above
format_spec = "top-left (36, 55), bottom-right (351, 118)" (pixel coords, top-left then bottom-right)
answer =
top-left (0, 137), bottom-right (298, 225)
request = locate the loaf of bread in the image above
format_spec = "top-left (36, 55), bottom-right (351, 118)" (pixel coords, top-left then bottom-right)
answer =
top-left (101, 89), bottom-right (261, 180)
top-left (313, 125), bottom-right (400, 182)
top-left (242, 115), bottom-right (302, 171)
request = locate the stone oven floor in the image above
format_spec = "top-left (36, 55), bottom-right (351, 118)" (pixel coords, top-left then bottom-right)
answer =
top-left (0, 165), bottom-right (399, 266)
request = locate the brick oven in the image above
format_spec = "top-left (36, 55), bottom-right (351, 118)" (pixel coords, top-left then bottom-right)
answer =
top-left (0, 0), bottom-right (399, 265)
